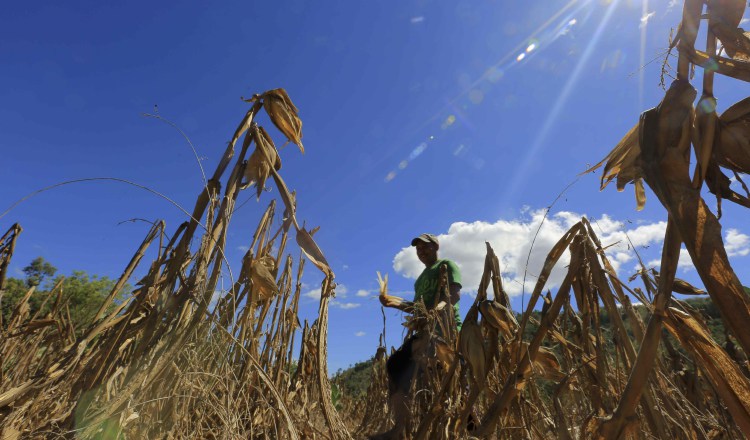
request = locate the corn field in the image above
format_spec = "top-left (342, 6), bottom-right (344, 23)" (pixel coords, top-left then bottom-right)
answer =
top-left (2, 0), bottom-right (750, 438)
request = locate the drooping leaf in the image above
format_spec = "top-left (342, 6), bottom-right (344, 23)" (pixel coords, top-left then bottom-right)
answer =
top-left (584, 123), bottom-right (646, 209)
top-left (718, 96), bottom-right (750, 174)
top-left (296, 227), bottom-right (332, 278)
top-left (258, 126), bottom-right (282, 172)
top-left (634, 178), bottom-right (646, 211)
top-left (478, 300), bottom-right (517, 339)
top-left (711, 21), bottom-right (750, 61)
top-left (708, 0), bottom-right (746, 29)
top-left (262, 89), bottom-right (304, 153)
top-left (692, 95), bottom-right (719, 188)
top-left (585, 124), bottom-right (641, 191)
top-left (459, 315), bottom-right (486, 385)
top-left (241, 125), bottom-right (282, 199)
top-left (250, 255), bottom-right (279, 302)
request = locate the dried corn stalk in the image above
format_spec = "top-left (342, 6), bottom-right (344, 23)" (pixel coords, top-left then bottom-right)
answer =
top-left (0, 88), bottom-right (347, 439)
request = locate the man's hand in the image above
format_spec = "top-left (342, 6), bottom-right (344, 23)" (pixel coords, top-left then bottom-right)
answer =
top-left (379, 293), bottom-right (414, 313)
top-left (377, 271), bottom-right (414, 312)
top-left (448, 282), bottom-right (461, 305)
top-left (379, 292), bottom-right (404, 309)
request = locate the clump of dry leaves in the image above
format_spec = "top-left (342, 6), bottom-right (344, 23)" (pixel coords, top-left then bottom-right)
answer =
top-left (1, 1), bottom-right (750, 438)
top-left (0, 89), bottom-right (345, 439)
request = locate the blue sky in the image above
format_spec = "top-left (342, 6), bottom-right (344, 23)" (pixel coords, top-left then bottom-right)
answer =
top-left (2, 0), bottom-right (749, 372)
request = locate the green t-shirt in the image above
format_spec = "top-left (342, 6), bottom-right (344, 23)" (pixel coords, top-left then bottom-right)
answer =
top-left (413, 259), bottom-right (462, 329)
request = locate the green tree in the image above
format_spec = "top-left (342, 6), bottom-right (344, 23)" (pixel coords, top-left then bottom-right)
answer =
top-left (331, 382), bottom-right (343, 411)
top-left (22, 256), bottom-right (56, 287)
top-left (1, 258), bottom-right (125, 335)
top-left (56, 271), bottom-right (118, 332)
top-left (332, 358), bottom-right (375, 399)
top-left (0, 277), bottom-right (31, 324)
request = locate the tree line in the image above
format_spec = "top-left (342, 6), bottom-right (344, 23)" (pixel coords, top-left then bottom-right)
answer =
top-left (0, 257), bottom-right (126, 335)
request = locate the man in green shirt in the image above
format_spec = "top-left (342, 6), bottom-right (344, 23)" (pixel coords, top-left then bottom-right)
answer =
top-left (371, 233), bottom-right (462, 439)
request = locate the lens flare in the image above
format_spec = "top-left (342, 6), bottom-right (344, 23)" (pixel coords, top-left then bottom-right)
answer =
top-left (383, 0), bottom-right (591, 184)
top-left (468, 90), bottom-right (484, 104)
top-left (503, 0), bottom-right (621, 201)
top-left (409, 142), bottom-right (428, 160)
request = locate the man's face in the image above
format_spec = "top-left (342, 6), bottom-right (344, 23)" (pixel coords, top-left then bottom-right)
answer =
top-left (415, 241), bottom-right (438, 266)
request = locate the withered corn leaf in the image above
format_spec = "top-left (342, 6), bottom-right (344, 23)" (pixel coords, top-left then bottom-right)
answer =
top-left (250, 255), bottom-right (279, 302)
top-left (459, 317), bottom-right (486, 384)
top-left (708, 0), bottom-right (746, 29)
top-left (296, 227), bottom-right (333, 278)
top-left (718, 96), bottom-right (750, 173)
top-left (263, 89), bottom-right (304, 154)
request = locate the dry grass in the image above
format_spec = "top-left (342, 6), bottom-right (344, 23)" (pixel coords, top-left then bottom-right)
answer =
top-left (0, 91), bottom-right (344, 439)
top-left (2, 1), bottom-right (750, 438)
top-left (341, 220), bottom-right (748, 439)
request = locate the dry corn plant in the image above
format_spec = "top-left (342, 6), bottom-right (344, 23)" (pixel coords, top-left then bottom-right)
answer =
top-left (0, 89), bottom-right (352, 439)
top-left (341, 216), bottom-right (747, 439)
top-left (337, 1), bottom-right (750, 438)
top-left (585, 0), bottom-right (750, 437)
top-left (3, 1), bottom-right (750, 438)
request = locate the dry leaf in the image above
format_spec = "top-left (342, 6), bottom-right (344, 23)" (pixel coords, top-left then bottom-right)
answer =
top-left (262, 88), bottom-right (304, 153)
top-left (459, 315), bottom-right (486, 384)
top-left (711, 21), bottom-right (750, 60)
top-left (250, 255), bottom-right (279, 302)
top-left (634, 178), bottom-right (646, 211)
top-left (296, 227), bottom-right (333, 277)
top-left (664, 306), bottom-right (750, 434)
top-left (532, 347), bottom-right (564, 381)
top-left (241, 125), bottom-right (282, 199)
top-left (717, 96), bottom-right (750, 174)
top-left (708, 0), bottom-right (746, 29)
top-left (584, 123), bottom-right (645, 209)
top-left (478, 300), bottom-right (517, 339)
top-left (692, 95), bottom-right (719, 188)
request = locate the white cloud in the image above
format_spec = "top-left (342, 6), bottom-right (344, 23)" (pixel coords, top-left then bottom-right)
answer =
top-left (302, 283), bottom-right (348, 300)
top-left (332, 301), bottom-right (360, 310)
top-left (393, 209), bottom-right (672, 297)
top-left (302, 288), bottom-right (322, 300)
top-left (303, 284), bottom-right (360, 309)
top-left (356, 289), bottom-right (371, 297)
top-left (237, 245), bottom-right (249, 253)
top-left (343, 264), bottom-right (349, 270)
top-left (726, 229), bottom-right (750, 257)
top-left (641, 229), bottom-right (749, 273)
top-left (410, 16), bottom-right (424, 24)
top-left (355, 331), bottom-right (366, 337)
top-left (645, 248), bottom-right (694, 273)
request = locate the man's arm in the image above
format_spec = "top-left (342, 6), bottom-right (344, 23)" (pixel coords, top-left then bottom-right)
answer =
top-left (379, 293), bottom-right (415, 313)
top-left (449, 282), bottom-right (461, 305)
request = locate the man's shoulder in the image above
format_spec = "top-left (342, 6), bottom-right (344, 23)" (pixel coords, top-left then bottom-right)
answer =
top-left (438, 260), bottom-right (462, 285)
top-left (438, 259), bottom-right (460, 269)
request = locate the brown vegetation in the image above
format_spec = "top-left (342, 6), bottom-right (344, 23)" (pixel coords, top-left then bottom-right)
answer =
top-left (1, 0), bottom-right (750, 438)
top-left (0, 90), bottom-right (344, 438)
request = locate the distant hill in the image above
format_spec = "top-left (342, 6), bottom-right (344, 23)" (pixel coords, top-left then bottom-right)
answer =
top-left (332, 358), bottom-right (376, 399)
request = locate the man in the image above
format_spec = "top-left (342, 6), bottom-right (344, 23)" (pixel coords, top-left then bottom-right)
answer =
top-left (371, 233), bottom-right (462, 440)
